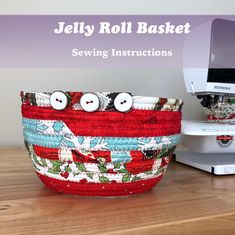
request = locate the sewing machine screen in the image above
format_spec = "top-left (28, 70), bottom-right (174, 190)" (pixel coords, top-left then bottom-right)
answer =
top-left (208, 18), bottom-right (235, 84)
top-left (208, 68), bottom-right (235, 83)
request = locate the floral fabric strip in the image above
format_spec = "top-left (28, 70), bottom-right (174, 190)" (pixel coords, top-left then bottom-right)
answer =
top-left (27, 143), bottom-right (171, 184)
top-left (22, 118), bottom-right (181, 151)
top-left (30, 141), bottom-right (176, 163)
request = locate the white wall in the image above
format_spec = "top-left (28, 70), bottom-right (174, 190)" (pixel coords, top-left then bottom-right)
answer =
top-left (0, 0), bottom-right (234, 14)
top-left (0, 0), bottom-right (235, 146)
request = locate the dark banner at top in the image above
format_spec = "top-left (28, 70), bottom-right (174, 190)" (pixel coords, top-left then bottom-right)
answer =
top-left (0, 15), bottom-right (235, 68)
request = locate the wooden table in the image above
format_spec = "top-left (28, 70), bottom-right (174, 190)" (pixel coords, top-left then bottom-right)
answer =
top-left (0, 147), bottom-right (235, 235)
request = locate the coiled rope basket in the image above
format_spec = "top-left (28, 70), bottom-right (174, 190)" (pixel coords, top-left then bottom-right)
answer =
top-left (205, 98), bottom-right (235, 123)
top-left (21, 91), bottom-right (183, 196)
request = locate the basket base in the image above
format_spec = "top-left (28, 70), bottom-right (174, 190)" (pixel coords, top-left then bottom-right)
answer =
top-left (36, 172), bottom-right (163, 197)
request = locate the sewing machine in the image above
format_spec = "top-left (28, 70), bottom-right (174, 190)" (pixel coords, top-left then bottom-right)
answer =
top-left (175, 18), bottom-right (235, 175)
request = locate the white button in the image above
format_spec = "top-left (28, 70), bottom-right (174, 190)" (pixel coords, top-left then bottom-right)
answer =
top-left (80, 93), bottom-right (100, 112)
top-left (167, 98), bottom-right (176, 105)
top-left (50, 91), bottom-right (68, 110)
top-left (114, 93), bottom-right (133, 112)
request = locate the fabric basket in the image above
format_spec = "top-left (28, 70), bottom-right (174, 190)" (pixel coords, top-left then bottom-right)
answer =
top-left (205, 98), bottom-right (235, 123)
top-left (21, 91), bottom-right (183, 196)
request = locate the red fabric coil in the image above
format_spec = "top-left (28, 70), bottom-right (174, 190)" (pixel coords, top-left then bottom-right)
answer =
top-left (37, 172), bottom-right (163, 196)
top-left (207, 115), bottom-right (233, 121)
top-left (22, 104), bottom-right (181, 122)
top-left (22, 104), bottom-right (181, 137)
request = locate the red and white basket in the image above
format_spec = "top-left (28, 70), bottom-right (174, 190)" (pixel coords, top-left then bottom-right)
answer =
top-left (21, 91), bottom-right (183, 196)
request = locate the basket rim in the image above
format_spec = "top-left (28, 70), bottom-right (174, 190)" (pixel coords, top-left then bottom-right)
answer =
top-left (20, 91), bottom-right (183, 105)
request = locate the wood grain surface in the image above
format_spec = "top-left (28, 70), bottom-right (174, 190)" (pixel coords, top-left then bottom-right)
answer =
top-left (0, 147), bottom-right (235, 235)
